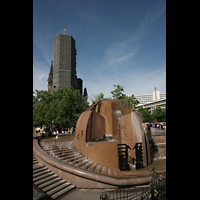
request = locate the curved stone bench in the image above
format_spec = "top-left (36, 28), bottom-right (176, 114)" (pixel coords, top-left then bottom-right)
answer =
top-left (33, 139), bottom-right (165, 188)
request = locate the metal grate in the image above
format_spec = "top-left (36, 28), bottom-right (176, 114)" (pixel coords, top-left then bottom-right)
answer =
top-left (118, 144), bottom-right (131, 171)
top-left (133, 143), bottom-right (144, 169)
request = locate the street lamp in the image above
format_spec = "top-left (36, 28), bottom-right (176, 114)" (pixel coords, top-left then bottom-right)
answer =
top-left (52, 85), bottom-right (56, 134)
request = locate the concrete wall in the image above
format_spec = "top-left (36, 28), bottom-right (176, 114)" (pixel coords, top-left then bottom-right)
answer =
top-left (151, 130), bottom-right (166, 159)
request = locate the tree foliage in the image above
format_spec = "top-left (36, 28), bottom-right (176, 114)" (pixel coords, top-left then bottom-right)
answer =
top-left (33, 84), bottom-right (165, 128)
top-left (152, 106), bottom-right (166, 122)
top-left (137, 106), bottom-right (166, 123)
top-left (110, 85), bottom-right (165, 122)
top-left (33, 87), bottom-right (89, 128)
top-left (110, 85), bottom-right (139, 110)
top-left (91, 92), bottom-right (104, 104)
top-left (137, 107), bottom-right (152, 122)
top-left (33, 90), bottom-right (53, 127)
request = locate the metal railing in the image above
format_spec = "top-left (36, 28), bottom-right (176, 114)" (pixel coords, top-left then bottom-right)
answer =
top-left (100, 187), bottom-right (150, 200)
top-left (100, 171), bottom-right (166, 200)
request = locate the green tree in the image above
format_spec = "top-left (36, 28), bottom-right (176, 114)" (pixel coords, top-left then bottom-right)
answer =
top-left (54, 87), bottom-right (87, 127)
top-left (162, 106), bottom-right (166, 121)
top-left (110, 85), bottom-right (139, 110)
top-left (152, 107), bottom-right (166, 122)
top-left (33, 87), bottom-right (89, 128)
top-left (137, 107), bottom-right (152, 122)
top-left (33, 90), bottom-right (53, 127)
top-left (122, 95), bottom-right (139, 110)
top-left (111, 85), bottom-right (126, 100)
top-left (91, 92), bottom-right (104, 104)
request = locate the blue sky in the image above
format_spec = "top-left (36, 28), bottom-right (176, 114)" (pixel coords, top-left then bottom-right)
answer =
top-left (33, 0), bottom-right (166, 104)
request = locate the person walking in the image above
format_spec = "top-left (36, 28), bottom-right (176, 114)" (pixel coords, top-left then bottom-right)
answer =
top-left (39, 128), bottom-right (43, 136)
top-left (70, 127), bottom-right (74, 134)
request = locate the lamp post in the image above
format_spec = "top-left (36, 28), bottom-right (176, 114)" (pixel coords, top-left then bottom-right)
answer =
top-left (52, 85), bottom-right (56, 133)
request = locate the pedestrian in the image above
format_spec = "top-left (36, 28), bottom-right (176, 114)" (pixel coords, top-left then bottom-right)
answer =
top-left (68, 127), bottom-right (71, 134)
top-left (55, 128), bottom-right (58, 136)
top-left (39, 128), bottom-right (43, 136)
top-left (70, 126), bottom-right (74, 134)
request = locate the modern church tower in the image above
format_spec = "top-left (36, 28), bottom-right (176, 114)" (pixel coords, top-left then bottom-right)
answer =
top-left (47, 33), bottom-right (87, 98)
top-left (53, 34), bottom-right (77, 90)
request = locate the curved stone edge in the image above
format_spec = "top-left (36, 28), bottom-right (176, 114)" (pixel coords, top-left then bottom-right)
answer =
top-left (33, 139), bottom-right (165, 188)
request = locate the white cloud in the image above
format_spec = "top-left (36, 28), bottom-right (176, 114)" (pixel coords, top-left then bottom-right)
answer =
top-left (120, 67), bottom-right (166, 96)
top-left (33, 61), bottom-right (49, 91)
top-left (84, 64), bottom-right (166, 106)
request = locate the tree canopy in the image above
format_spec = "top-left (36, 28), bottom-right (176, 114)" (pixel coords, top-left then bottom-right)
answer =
top-left (33, 87), bottom-right (89, 128)
top-left (33, 84), bottom-right (165, 128)
top-left (110, 85), bottom-right (139, 110)
top-left (137, 107), bottom-right (152, 122)
top-left (91, 92), bottom-right (104, 104)
top-left (152, 106), bottom-right (166, 122)
top-left (137, 106), bottom-right (166, 123)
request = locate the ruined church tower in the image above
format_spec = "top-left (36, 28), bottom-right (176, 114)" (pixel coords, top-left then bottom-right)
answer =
top-left (47, 61), bottom-right (53, 92)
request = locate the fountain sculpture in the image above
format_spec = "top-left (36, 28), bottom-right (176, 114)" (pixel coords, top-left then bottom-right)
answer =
top-left (74, 99), bottom-right (154, 171)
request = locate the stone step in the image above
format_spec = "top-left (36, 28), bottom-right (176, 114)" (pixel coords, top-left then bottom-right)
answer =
top-left (51, 185), bottom-right (76, 199)
top-left (38, 141), bottom-right (126, 181)
top-left (33, 172), bottom-right (55, 182)
top-left (101, 166), bottom-right (108, 175)
top-left (57, 151), bottom-right (78, 158)
top-left (46, 182), bottom-right (72, 196)
top-left (50, 150), bottom-right (72, 155)
top-left (94, 164), bottom-right (103, 173)
top-left (63, 155), bottom-right (84, 163)
top-left (33, 169), bottom-right (51, 178)
top-left (75, 159), bottom-right (90, 168)
top-left (33, 150), bottom-right (76, 199)
top-left (69, 157), bottom-right (85, 165)
top-left (108, 168), bottom-right (115, 177)
top-left (38, 177), bottom-right (62, 189)
top-left (33, 160), bottom-right (38, 164)
top-left (43, 180), bottom-right (68, 192)
top-left (34, 174), bottom-right (58, 186)
top-left (87, 163), bottom-right (99, 172)
top-left (81, 161), bottom-right (95, 170)
top-left (59, 153), bottom-right (80, 160)
top-left (33, 166), bottom-right (48, 174)
top-left (33, 163), bottom-right (45, 170)
top-left (50, 151), bottom-right (64, 156)
top-left (58, 155), bottom-right (72, 160)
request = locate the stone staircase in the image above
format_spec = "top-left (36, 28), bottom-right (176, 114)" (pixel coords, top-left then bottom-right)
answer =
top-left (39, 140), bottom-right (125, 178)
top-left (33, 153), bottom-right (76, 199)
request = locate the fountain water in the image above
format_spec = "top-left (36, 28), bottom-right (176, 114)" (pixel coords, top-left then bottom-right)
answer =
top-left (114, 109), bottom-right (127, 144)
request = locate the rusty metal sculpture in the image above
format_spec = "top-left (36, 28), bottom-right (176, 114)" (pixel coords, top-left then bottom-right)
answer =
top-left (74, 99), bottom-right (153, 171)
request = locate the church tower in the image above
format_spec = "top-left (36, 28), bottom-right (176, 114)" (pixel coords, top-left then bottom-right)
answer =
top-left (47, 32), bottom-right (88, 99)
top-left (53, 34), bottom-right (77, 90)
top-left (47, 61), bottom-right (53, 92)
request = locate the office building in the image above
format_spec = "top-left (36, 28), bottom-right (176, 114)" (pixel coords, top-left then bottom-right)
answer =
top-left (135, 91), bottom-right (166, 105)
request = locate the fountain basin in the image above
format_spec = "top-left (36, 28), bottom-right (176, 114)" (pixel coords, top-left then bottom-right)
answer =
top-left (33, 138), bottom-right (165, 188)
